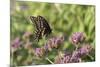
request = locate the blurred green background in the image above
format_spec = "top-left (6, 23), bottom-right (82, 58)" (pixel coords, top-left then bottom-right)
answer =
top-left (10, 1), bottom-right (95, 66)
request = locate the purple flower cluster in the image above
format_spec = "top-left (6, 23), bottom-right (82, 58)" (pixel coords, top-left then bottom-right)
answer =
top-left (54, 44), bottom-right (92, 64)
top-left (33, 32), bottom-right (93, 63)
top-left (54, 52), bottom-right (80, 63)
top-left (11, 31), bottom-right (94, 65)
top-left (44, 36), bottom-right (64, 51)
top-left (54, 51), bottom-right (81, 64)
top-left (54, 53), bottom-right (71, 64)
top-left (34, 47), bottom-right (45, 57)
top-left (34, 36), bottom-right (64, 57)
top-left (54, 32), bottom-right (92, 64)
top-left (11, 32), bottom-right (33, 48)
top-left (78, 44), bottom-right (92, 56)
top-left (11, 37), bottom-right (21, 48)
top-left (70, 32), bottom-right (85, 45)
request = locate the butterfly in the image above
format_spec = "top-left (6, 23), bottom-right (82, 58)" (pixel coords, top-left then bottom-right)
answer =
top-left (30, 15), bottom-right (52, 41)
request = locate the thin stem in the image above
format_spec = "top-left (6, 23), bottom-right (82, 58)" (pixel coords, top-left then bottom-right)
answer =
top-left (69, 45), bottom-right (79, 62)
top-left (87, 54), bottom-right (94, 60)
top-left (45, 57), bottom-right (54, 64)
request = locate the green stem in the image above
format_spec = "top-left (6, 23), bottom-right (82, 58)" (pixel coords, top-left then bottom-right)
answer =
top-left (87, 54), bottom-right (94, 60)
top-left (45, 57), bottom-right (54, 64)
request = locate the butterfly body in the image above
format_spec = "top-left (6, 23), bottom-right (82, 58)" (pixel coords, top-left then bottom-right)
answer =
top-left (30, 16), bottom-right (52, 41)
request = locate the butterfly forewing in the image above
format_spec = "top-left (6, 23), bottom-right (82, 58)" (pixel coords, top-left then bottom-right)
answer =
top-left (30, 16), bottom-right (40, 30)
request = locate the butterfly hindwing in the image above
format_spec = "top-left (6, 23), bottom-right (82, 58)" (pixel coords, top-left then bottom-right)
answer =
top-left (37, 16), bottom-right (52, 36)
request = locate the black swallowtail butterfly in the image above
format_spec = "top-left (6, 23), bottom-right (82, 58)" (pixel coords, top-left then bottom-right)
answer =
top-left (30, 15), bottom-right (52, 41)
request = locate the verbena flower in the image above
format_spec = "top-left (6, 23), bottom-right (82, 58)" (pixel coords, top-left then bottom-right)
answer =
top-left (70, 32), bottom-right (85, 45)
top-left (69, 51), bottom-right (81, 63)
top-left (44, 36), bottom-right (64, 51)
top-left (61, 54), bottom-right (71, 63)
top-left (54, 44), bottom-right (92, 64)
top-left (54, 53), bottom-right (71, 64)
top-left (34, 47), bottom-right (45, 57)
top-left (78, 44), bottom-right (92, 56)
top-left (69, 44), bottom-right (92, 62)
top-left (11, 37), bottom-right (21, 48)
top-left (54, 51), bottom-right (82, 64)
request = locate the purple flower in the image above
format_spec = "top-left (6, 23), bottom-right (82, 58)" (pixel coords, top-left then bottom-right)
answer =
top-left (54, 53), bottom-right (71, 64)
top-left (69, 44), bottom-right (92, 63)
top-left (61, 54), bottom-right (71, 63)
top-left (34, 47), bottom-right (44, 57)
top-left (70, 57), bottom-right (81, 63)
top-left (70, 32), bottom-right (85, 45)
top-left (69, 51), bottom-right (81, 63)
top-left (44, 36), bottom-right (64, 51)
top-left (44, 43), bottom-right (52, 51)
top-left (78, 44), bottom-right (92, 56)
top-left (55, 52), bottom-right (81, 63)
top-left (23, 32), bottom-right (32, 39)
top-left (55, 36), bottom-right (64, 46)
top-left (11, 37), bottom-right (21, 48)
